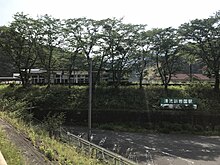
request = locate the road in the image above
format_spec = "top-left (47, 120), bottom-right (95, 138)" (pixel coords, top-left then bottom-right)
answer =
top-left (66, 126), bottom-right (220, 165)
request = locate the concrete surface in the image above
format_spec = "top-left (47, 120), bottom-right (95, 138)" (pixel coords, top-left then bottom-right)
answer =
top-left (66, 126), bottom-right (220, 165)
top-left (0, 151), bottom-right (7, 165)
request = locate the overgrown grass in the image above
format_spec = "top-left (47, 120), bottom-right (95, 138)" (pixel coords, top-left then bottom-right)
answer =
top-left (0, 127), bottom-right (24, 165)
top-left (0, 111), bottom-right (103, 165)
top-left (0, 94), bottom-right (103, 165)
top-left (0, 84), bottom-right (219, 137)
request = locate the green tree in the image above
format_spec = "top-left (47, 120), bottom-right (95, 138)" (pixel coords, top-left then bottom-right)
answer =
top-left (179, 11), bottom-right (220, 91)
top-left (0, 26), bottom-right (14, 76)
top-left (71, 18), bottom-right (101, 65)
top-left (65, 18), bottom-right (102, 87)
top-left (132, 30), bottom-right (151, 88)
top-left (97, 18), bottom-right (123, 86)
top-left (63, 19), bottom-right (87, 87)
top-left (0, 13), bottom-right (38, 87)
top-left (114, 23), bottom-right (147, 87)
top-left (179, 43), bottom-right (200, 82)
top-left (37, 14), bottom-right (62, 88)
top-left (100, 19), bottom-right (146, 87)
top-left (150, 27), bottom-right (181, 93)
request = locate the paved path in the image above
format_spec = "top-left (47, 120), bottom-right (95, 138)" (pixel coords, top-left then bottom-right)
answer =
top-left (0, 151), bottom-right (7, 165)
top-left (67, 126), bottom-right (220, 165)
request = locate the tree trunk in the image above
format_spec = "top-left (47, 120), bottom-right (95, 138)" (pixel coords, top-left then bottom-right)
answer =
top-left (164, 83), bottom-right (168, 96)
top-left (68, 67), bottom-right (72, 89)
top-left (94, 55), bottom-right (105, 86)
top-left (139, 71), bottom-right (143, 89)
top-left (189, 63), bottom-right (192, 82)
top-left (214, 70), bottom-right (220, 92)
top-left (47, 70), bottom-right (51, 88)
top-left (163, 75), bottom-right (169, 96)
top-left (47, 48), bottom-right (53, 88)
top-left (19, 71), bottom-right (25, 87)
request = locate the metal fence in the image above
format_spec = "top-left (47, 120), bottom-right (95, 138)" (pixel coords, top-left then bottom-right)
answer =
top-left (59, 127), bottom-right (138, 165)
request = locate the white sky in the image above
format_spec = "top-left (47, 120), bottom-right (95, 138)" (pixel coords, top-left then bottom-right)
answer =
top-left (0, 0), bottom-right (219, 29)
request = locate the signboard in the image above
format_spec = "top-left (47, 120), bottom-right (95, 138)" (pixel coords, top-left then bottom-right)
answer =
top-left (160, 98), bottom-right (197, 109)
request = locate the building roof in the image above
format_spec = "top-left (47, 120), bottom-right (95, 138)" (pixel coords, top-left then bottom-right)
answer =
top-left (172, 74), bottom-right (189, 80)
top-left (0, 77), bottom-right (20, 81)
top-left (172, 74), bottom-right (212, 81)
top-left (22, 69), bottom-right (47, 74)
top-left (153, 73), bottom-right (213, 81)
top-left (192, 74), bottom-right (211, 80)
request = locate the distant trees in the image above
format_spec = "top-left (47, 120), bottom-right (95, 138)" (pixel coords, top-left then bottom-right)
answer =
top-left (0, 11), bottom-right (219, 92)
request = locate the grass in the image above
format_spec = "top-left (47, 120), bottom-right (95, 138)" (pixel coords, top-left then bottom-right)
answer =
top-left (0, 127), bottom-right (24, 165)
top-left (0, 112), bottom-right (103, 165)
top-left (0, 84), bottom-right (220, 137)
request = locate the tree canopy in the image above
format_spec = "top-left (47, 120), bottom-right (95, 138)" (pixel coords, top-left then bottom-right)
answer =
top-left (179, 11), bottom-right (220, 91)
top-left (0, 11), bottom-right (219, 91)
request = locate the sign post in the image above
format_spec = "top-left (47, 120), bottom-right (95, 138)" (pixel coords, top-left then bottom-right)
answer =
top-left (88, 58), bottom-right (92, 141)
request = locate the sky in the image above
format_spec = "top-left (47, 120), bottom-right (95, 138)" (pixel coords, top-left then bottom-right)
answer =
top-left (0, 0), bottom-right (219, 29)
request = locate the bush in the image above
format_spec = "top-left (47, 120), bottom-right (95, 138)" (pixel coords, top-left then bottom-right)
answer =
top-left (43, 112), bottom-right (65, 137)
top-left (0, 98), bottom-right (31, 121)
top-left (0, 84), bottom-right (220, 136)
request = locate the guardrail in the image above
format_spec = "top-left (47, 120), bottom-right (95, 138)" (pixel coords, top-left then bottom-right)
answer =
top-left (28, 115), bottom-right (138, 164)
top-left (60, 127), bottom-right (138, 165)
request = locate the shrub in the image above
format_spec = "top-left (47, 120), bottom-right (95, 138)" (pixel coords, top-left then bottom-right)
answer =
top-left (43, 112), bottom-right (65, 137)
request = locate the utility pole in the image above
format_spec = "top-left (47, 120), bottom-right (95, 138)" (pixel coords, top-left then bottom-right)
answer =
top-left (88, 58), bottom-right (92, 141)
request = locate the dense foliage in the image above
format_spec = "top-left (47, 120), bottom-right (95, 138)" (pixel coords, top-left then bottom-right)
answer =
top-left (1, 84), bottom-right (219, 112)
top-left (0, 11), bottom-right (219, 91)
top-left (0, 84), bottom-right (220, 135)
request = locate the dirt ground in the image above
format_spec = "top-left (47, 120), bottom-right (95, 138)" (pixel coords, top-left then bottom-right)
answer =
top-left (0, 118), bottom-right (52, 165)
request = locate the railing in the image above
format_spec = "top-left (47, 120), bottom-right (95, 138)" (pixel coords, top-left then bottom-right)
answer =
top-left (27, 115), bottom-right (139, 164)
top-left (60, 127), bottom-right (138, 165)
